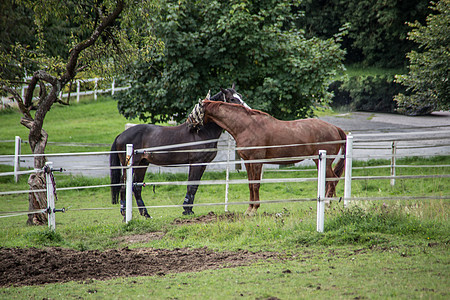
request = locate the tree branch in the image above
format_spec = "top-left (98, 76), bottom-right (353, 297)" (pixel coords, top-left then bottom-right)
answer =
top-left (1, 85), bottom-right (32, 119)
top-left (62, 1), bottom-right (125, 84)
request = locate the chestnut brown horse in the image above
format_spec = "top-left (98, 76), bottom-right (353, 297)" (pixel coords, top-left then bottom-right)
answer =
top-left (192, 100), bottom-right (347, 215)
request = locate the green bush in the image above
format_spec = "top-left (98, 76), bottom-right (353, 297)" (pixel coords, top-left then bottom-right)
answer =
top-left (117, 0), bottom-right (345, 123)
top-left (330, 75), bottom-right (406, 113)
top-left (394, 0), bottom-right (450, 116)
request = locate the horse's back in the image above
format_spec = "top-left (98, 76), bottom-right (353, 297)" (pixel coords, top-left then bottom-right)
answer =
top-left (262, 118), bottom-right (345, 158)
top-left (289, 118), bottom-right (343, 141)
top-left (115, 124), bottom-right (159, 150)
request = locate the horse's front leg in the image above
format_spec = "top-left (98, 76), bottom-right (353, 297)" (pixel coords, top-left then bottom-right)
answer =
top-left (244, 163), bottom-right (263, 216)
top-left (134, 166), bottom-right (151, 219)
top-left (183, 165), bottom-right (207, 215)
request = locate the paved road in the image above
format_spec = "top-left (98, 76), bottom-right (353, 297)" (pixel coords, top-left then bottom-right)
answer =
top-left (7, 111), bottom-right (450, 178)
top-left (319, 111), bottom-right (450, 161)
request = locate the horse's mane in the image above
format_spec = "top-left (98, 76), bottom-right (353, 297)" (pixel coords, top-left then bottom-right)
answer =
top-left (202, 100), bottom-right (271, 117)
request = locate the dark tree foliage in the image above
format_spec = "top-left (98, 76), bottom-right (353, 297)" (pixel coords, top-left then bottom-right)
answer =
top-left (118, 0), bottom-right (345, 123)
top-left (395, 0), bottom-right (450, 115)
top-left (296, 0), bottom-right (430, 68)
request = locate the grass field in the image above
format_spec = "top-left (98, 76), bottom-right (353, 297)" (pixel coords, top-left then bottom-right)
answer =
top-left (0, 96), bottom-right (449, 299)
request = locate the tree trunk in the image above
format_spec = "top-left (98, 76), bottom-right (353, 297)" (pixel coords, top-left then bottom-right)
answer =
top-left (21, 118), bottom-right (49, 225)
top-left (1, 0), bottom-right (125, 226)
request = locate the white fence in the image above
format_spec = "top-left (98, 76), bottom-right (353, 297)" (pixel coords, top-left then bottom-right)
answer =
top-left (0, 78), bottom-right (130, 108)
top-left (1, 132), bottom-right (449, 233)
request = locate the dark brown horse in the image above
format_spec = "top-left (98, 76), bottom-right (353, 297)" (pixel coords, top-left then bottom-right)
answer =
top-left (192, 100), bottom-right (346, 215)
top-left (110, 87), bottom-right (247, 218)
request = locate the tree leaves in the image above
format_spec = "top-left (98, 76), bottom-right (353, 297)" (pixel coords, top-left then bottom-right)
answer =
top-left (395, 0), bottom-right (450, 115)
top-left (118, 0), bottom-right (345, 123)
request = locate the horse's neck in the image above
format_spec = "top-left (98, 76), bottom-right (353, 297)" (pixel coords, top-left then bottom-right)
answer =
top-left (206, 106), bottom-right (250, 138)
top-left (200, 122), bottom-right (223, 138)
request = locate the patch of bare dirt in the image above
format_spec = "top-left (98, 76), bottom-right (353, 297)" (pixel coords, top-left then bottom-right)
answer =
top-left (0, 246), bottom-right (279, 287)
top-left (172, 211), bottom-right (239, 225)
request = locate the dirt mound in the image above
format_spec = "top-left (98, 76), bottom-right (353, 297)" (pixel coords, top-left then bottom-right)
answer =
top-left (0, 246), bottom-right (279, 287)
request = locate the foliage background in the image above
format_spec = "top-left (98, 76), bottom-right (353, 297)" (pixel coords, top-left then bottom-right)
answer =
top-left (117, 0), bottom-right (345, 123)
top-left (296, 0), bottom-right (430, 68)
top-left (394, 0), bottom-right (450, 115)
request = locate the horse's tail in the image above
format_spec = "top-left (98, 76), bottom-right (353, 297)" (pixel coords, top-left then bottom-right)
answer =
top-left (333, 128), bottom-right (347, 178)
top-left (110, 136), bottom-right (121, 204)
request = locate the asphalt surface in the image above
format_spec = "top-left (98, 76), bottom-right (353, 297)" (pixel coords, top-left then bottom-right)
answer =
top-left (320, 111), bottom-right (450, 161)
top-left (7, 111), bottom-right (450, 178)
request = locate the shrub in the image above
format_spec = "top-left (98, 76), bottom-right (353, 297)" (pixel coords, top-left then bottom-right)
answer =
top-left (330, 75), bottom-right (406, 113)
top-left (394, 0), bottom-right (450, 116)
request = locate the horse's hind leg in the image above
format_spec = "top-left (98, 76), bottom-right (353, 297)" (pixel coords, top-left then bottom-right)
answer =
top-left (183, 165), bottom-right (207, 215)
top-left (133, 164), bottom-right (151, 219)
top-left (325, 159), bottom-right (339, 197)
top-left (314, 159), bottom-right (337, 204)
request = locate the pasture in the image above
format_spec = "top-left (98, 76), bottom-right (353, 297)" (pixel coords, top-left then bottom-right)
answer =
top-left (0, 96), bottom-right (449, 299)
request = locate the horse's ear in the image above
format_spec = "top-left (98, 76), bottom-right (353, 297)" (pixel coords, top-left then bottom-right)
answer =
top-left (231, 83), bottom-right (235, 89)
top-left (206, 90), bottom-right (210, 100)
top-left (220, 87), bottom-right (226, 94)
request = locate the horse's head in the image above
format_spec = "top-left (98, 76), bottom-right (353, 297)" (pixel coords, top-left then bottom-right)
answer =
top-left (187, 85), bottom-right (249, 129)
top-left (187, 91), bottom-right (209, 129)
top-left (216, 84), bottom-right (251, 109)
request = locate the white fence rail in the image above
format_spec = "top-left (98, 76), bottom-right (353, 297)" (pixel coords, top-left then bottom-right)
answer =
top-left (1, 133), bottom-right (449, 232)
top-left (1, 78), bottom-right (130, 108)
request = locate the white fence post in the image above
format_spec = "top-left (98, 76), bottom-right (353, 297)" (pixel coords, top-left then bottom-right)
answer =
top-left (390, 141), bottom-right (397, 186)
top-left (45, 162), bottom-right (56, 231)
top-left (225, 134), bottom-right (231, 212)
top-left (76, 80), bottom-right (80, 103)
top-left (317, 150), bottom-right (326, 233)
top-left (125, 144), bottom-right (133, 223)
top-left (344, 134), bottom-right (353, 208)
top-left (94, 78), bottom-right (98, 101)
top-left (111, 79), bottom-right (115, 96)
top-left (14, 136), bottom-right (21, 183)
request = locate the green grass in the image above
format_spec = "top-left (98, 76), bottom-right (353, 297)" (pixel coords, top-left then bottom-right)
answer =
top-left (0, 96), bottom-right (449, 299)
top-left (0, 95), bottom-right (151, 154)
top-left (0, 159), bottom-right (448, 298)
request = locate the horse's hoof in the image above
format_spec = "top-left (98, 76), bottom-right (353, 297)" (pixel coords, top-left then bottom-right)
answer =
top-left (144, 213), bottom-right (152, 219)
top-left (249, 208), bottom-right (258, 216)
top-left (182, 210), bottom-right (194, 216)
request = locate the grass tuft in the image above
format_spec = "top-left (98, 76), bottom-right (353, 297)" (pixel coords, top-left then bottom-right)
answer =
top-left (25, 229), bottom-right (64, 246)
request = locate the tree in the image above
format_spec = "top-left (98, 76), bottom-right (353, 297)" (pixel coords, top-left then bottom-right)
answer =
top-left (295, 0), bottom-right (430, 68)
top-left (0, 0), bottom-right (161, 225)
top-left (118, 0), bottom-right (345, 123)
top-left (394, 0), bottom-right (450, 115)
